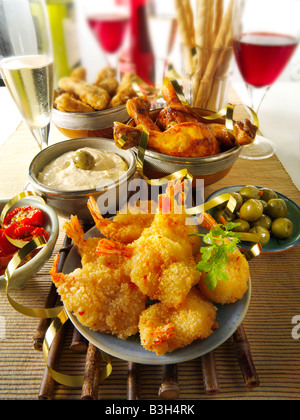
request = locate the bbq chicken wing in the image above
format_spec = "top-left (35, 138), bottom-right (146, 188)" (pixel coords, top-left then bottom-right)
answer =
top-left (115, 97), bottom-right (220, 158)
top-left (113, 79), bottom-right (258, 156)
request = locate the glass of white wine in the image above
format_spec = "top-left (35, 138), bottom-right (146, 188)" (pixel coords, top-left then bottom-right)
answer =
top-left (146, 0), bottom-right (178, 90)
top-left (0, 0), bottom-right (54, 150)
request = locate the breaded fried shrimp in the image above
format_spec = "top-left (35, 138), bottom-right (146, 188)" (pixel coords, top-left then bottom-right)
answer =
top-left (139, 288), bottom-right (218, 355)
top-left (88, 196), bottom-right (156, 244)
top-left (198, 248), bottom-right (249, 304)
top-left (50, 254), bottom-right (147, 339)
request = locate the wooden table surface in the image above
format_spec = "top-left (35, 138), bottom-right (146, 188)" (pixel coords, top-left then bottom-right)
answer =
top-left (0, 121), bottom-right (300, 400)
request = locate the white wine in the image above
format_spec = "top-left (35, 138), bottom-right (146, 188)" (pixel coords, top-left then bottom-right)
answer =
top-left (148, 15), bottom-right (178, 60)
top-left (0, 55), bottom-right (54, 129)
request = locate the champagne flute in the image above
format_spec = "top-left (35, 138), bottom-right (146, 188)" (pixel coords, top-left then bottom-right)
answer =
top-left (146, 0), bottom-right (178, 90)
top-left (232, 0), bottom-right (300, 160)
top-left (83, 0), bottom-right (129, 79)
top-left (0, 0), bottom-right (54, 150)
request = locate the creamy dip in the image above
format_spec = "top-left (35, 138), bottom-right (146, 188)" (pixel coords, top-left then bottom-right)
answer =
top-left (38, 147), bottom-right (128, 191)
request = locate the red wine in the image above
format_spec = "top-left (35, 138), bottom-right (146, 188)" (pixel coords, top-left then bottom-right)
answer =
top-left (88, 14), bottom-right (129, 54)
top-left (233, 33), bottom-right (298, 87)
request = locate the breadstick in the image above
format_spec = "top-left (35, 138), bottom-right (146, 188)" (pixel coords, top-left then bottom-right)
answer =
top-left (214, 0), bottom-right (224, 40)
top-left (174, 0), bottom-right (193, 46)
top-left (194, 0), bottom-right (234, 108)
top-left (182, 0), bottom-right (195, 46)
top-left (194, 0), bottom-right (210, 80)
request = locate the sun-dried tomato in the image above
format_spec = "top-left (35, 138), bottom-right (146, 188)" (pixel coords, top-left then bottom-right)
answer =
top-left (3, 206), bottom-right (43, 228)
top-left (0, 228), bottom-right (18, 256)
top-left (4, 223), bottom-right (49, 242)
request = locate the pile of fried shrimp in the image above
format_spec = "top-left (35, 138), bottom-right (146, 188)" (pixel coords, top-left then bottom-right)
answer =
top-left (50, 182), bottom-right (250, 356)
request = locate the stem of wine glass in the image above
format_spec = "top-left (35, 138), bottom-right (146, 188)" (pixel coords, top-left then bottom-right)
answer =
top-left (246, 83), bottom-right (270, 114)
top-left (30, 123), bottom-right (50, 150)
top-left (106, 52), bottom-right (120, 80)
top-left (154, 57), bottom-right (168, 89)
top-left (184, 75), bottom-right (193, 105)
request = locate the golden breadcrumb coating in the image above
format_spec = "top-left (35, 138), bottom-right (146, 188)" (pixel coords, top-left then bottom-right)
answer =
top-left (139, 288), bottom-right (218, 355)
top-left (198, 248), bottom-right (249, 304)
top-left (50, 255), bottom-right (146, 339)
top-left (58, 77), bottom-right (110, 110)
top-left (126, 234), bottom-right (200, 308)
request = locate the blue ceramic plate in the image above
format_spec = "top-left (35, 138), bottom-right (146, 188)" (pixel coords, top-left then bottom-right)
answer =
top-left (64, 226), bottom-right (251, 365)
top-left (206, 185), bottom-right (300, 254)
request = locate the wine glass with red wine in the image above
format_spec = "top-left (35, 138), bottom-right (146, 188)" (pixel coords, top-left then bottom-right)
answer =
top-left (232, 0), bottom-right (300, 160)
top-left (83, 0), bottom-right (129, 79)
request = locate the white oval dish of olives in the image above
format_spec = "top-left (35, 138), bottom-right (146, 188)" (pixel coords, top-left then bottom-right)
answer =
top-left (206, 185), bottom-right (300, 254)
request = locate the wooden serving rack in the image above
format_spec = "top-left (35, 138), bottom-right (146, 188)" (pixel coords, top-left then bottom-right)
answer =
top-left (32, 235), bottom-right (260, 400)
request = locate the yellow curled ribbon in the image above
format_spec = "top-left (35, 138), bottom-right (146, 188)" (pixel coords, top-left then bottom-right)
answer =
top-left (131, 75), bottom-right (161, 99)
top-left (136, 128), bottom-right (194, 186)
top-left (42, 309), bottom-right (112, 388)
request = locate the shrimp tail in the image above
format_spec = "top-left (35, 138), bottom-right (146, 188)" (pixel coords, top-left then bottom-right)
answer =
top-left (87, 196), bottom-right (110, 232)
top-left (142, 323), bottom-right (176, 349)
top-left (63, 215), bottom-right (85, 247)
top-left (50, 254), bottom-right (65, 285)
top-left (198, 212), bottom-right (219, 230)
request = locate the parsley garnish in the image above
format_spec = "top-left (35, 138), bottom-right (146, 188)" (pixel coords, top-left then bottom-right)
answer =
top-left (196, 222), bottom-right (241, 291)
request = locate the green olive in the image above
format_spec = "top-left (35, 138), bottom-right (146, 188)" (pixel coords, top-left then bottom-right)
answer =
top-left (239, 185), bottom-right (261, 201)
top-left (240, 199), bottom-right (264, 222)
top-left (249, 226), bottom-right (271, 247)
top-left (73, 150), bottom-right (95, 170)
top-left (260, 188), bottom-right (278, 202)
top-left (232, 219), bottom-right (250, 233)
top-left (271, 218), bottom-right (294, 239)
top-left (251, 214), bottom-right (272, 230)
top-left (267, 199), bottom-right (288, 219)
top-left (260, 200), bottom-right (268, 213)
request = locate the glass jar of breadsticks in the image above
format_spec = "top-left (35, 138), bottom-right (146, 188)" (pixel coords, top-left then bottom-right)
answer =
top-left (175, 0), bottom-right (234, 111)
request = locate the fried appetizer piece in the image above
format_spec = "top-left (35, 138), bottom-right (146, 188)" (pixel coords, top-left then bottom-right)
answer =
top-left (88, 196), bottom-right (156, 244)
top-left (97, 235), bottom-right (200, 309)
top-left (97, 77), bottom-right (119, 97)
top-left (58, 77), bottom-right (110, 110)
top-left (197, 248), bottom-right (250, 304)
top-left (71, 66), bottom-right (87, 81)
top-left (95, 67), bottom-right (117, 84)
top-left (96, 182), bottom-right (201, 308)
top-left (55, 92), bottom-right (95, 113)
top-left (139, 288), bottom-right (217, 356)
top-left (109, 72), bottom-right (137, 108)
top-left (126, 97), bottom-right (161, 132)
top-left (156, 81), bottom-right (199, 130)
top-left (94, 67), bottom-right (119, 96)
top-left (50, 254), bottom-right (147, 339)
top-left (115, 97), bottom-right (220, 158)
top-left (197, 212), bottom-right (250, 304)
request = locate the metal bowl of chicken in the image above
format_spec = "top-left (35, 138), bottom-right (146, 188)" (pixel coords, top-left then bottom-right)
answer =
top-left (127, 108), bottom-right (242, 187)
